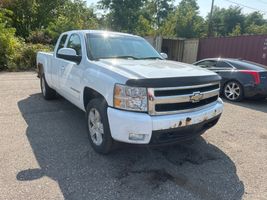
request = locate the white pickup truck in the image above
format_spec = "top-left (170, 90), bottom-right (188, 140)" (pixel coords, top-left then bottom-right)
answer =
top-left (37, 30), bottom-right (223, 154)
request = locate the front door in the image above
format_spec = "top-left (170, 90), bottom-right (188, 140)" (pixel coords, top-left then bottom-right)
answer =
top-left (51, 34), bottom-right (68, 90)
top-left (59, 33), bottom-right (83, 103)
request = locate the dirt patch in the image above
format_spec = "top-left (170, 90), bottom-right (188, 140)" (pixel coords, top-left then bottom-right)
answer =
top-left (260, 135), bottom-right (267, 140)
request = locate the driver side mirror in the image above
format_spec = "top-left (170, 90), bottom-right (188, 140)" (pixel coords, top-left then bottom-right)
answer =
top-left (160, 53), bottom-right (168, 59)
top-left (57, 48), bottom-right (82, 63)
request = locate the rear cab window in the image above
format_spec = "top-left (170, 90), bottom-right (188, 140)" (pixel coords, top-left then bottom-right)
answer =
top-left (56, 34), bottom-right (68, 55)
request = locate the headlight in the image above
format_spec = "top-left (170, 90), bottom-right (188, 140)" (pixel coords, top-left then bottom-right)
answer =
top-left (114, 84), bottom-right (147, 112)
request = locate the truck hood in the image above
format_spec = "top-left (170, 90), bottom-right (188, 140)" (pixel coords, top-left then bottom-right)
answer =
top-left (97, 59), bottom-right (216, 79)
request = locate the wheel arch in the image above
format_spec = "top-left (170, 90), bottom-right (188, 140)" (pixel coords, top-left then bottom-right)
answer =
top-left (222, 79), bottom-right (243, 91)
top-left (37, 63), bottom-right (44, 78)
top-left (83, 87), bottom-right (108, 110)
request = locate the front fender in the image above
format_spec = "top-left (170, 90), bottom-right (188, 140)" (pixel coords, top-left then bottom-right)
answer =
top-left (82, 66), bottom-right (127, 107)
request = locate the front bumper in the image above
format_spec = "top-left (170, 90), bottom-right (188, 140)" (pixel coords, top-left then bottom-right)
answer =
top-left (107, 98), bottom-right (223, 144)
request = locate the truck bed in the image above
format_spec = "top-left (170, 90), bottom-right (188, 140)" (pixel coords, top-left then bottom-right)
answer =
top-left (36, 52), bottom-right (54, 78)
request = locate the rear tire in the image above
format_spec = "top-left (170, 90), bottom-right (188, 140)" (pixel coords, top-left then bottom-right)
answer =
top-left (40, 74), bottom-right (57, 100)
top-left (86, 98), bottom-right (114, 154)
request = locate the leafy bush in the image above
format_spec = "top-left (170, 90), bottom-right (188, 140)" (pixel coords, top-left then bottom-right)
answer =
top-left (0, 8), bottom-right (52, 71)
top-left (27, 29), bottom-right (52, 44)
top-left (7, 43), bottom-right (52, 71)
top-left (0, 25), bottom-right (19, 70)
top-left (0, 9), bottom-right (21, 70)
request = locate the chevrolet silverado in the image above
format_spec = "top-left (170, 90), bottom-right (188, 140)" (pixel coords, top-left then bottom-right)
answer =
top-left (37, 30), bottom-right (223, 154)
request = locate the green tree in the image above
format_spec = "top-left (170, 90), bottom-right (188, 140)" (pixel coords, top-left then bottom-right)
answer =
top-left (160, 0), bottom-right (205, 38)
top-left (223, 6), bottom-right (245, 35)
top-left (208, 6), bottom-right (245, 36)
top-left (246, 23), bottom-right (267, 35)
top-left (229, 23), bottom-right (241, 36)
top-left (134, 15), bottom-right (155, 36)
top-left (245, 12), bottom-right (266, 27)
top-left (143, 0), bottom-right (174, 28)
top-left (175, 0), bottom-right (205, 38)
top-left (46, 0), bottom-right (99, 43)
top-left (34, 0), bottom-right (66, 29)
top-left (160, 11), bottom-right (177, 37)
top-left (244, 12), bottom-right (267, 34)
top-left (1, 0), bottom-right (67, 38)
top-left (98, 0), bottom-right (145, 33)
top-left (1, 0), bottom-right (38, 38)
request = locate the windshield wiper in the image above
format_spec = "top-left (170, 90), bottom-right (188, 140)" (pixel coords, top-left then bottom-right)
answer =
top-left (97, 56), bottom-right (139, 60)
top-left (139, 56), bottom-right (163, 60)
top-left (95, 56), bottom-right (163, 61)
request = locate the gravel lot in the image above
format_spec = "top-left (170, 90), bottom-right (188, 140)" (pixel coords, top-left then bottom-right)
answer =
top-left (0, 72), bottom-right (266, 200)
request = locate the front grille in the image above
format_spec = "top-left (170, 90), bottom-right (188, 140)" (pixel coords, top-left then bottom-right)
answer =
top-left (154, 84), bottom-right (219, 97)
top-left (148, 83), bottom-right (220, 115)
top-left (155, 96), bottom-right (218, 112)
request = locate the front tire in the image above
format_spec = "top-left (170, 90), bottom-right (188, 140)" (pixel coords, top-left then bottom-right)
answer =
top-left (223, 81), bottom-right (244, 102)
top-left (40, 74), bottom-right (57, 100)
top-left (86, 98), bottom-right (114, 154)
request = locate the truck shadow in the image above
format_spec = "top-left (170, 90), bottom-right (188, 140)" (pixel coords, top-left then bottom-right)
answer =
top-left (17, 94), bottom-right (244, 200)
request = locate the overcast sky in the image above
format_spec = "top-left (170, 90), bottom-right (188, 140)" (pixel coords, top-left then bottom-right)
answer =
top-left (86, 0), bottom-right (267, 18)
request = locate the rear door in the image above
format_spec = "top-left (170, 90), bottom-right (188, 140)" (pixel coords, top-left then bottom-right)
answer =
top-left (214, 61), bottom-right (235, 73)
top-left (214, 61), bottom-right (236, 85)
top-left (195, 60), bottom-right (235, 86)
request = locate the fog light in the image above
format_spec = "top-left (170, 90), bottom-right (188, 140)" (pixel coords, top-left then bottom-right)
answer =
top-left (129, 133), bottom-right (146, 141)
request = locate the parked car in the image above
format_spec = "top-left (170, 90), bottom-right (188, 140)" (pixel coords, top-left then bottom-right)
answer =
top-left (194, 58), bottom-right (267, 101)
top-left (37, 30), bottom-right (223, 154)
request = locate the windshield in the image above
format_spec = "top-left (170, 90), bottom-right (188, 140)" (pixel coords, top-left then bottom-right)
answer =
top-left (86, 33), bottom-right (162, 60)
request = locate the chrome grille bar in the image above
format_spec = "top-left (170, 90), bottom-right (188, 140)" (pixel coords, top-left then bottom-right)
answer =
top-left (148, 82), bottom-right (220, 116)
top-left (154, 88), bottom-right (220, 104)
top-left (153, 82), bottom-right (219, 91)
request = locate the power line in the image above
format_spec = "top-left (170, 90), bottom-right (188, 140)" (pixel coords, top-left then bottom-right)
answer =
top-left (224, 0), bottom-right (267, 14)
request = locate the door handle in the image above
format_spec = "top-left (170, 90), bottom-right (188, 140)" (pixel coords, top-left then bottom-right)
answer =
top-left (61, 66), bottom-right (65, 71)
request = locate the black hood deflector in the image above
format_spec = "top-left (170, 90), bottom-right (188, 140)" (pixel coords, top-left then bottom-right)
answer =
top-left (126, 75), bottom-right (221, 88)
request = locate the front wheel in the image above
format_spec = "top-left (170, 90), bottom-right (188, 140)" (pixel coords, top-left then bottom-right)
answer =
top-left (223, 81), bottom-right (244, 102)
top-left (86, 98), bottom-right (114, 154)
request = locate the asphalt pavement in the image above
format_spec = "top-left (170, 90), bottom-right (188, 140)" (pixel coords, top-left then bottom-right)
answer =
top-left (0, 72), bottom-right (266, 200)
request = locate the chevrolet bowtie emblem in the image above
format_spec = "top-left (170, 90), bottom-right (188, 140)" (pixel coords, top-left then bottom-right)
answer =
top-left (190, 92), bottom-right (203, 103)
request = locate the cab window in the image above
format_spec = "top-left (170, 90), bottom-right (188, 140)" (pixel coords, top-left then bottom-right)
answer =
top-left (56, 34), bottom-right (67, 53)
top-left (196, 60), bottom-right (217, 68)
top-left (216, 61), bottom-right (232, 68)
top-left (67, 34), bottom-right (82, 56)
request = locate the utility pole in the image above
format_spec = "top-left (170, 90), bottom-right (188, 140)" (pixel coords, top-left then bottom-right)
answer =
top-left (156, 0), bottom-right (160, 29)
top-left (208, 0), bottom-right (215, 37)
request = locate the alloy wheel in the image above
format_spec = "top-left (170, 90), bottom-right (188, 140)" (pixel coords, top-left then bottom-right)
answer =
top-left (88, 108), bottom-right (104, 146)
top-left (224, 82), bottom-right (241, 101)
